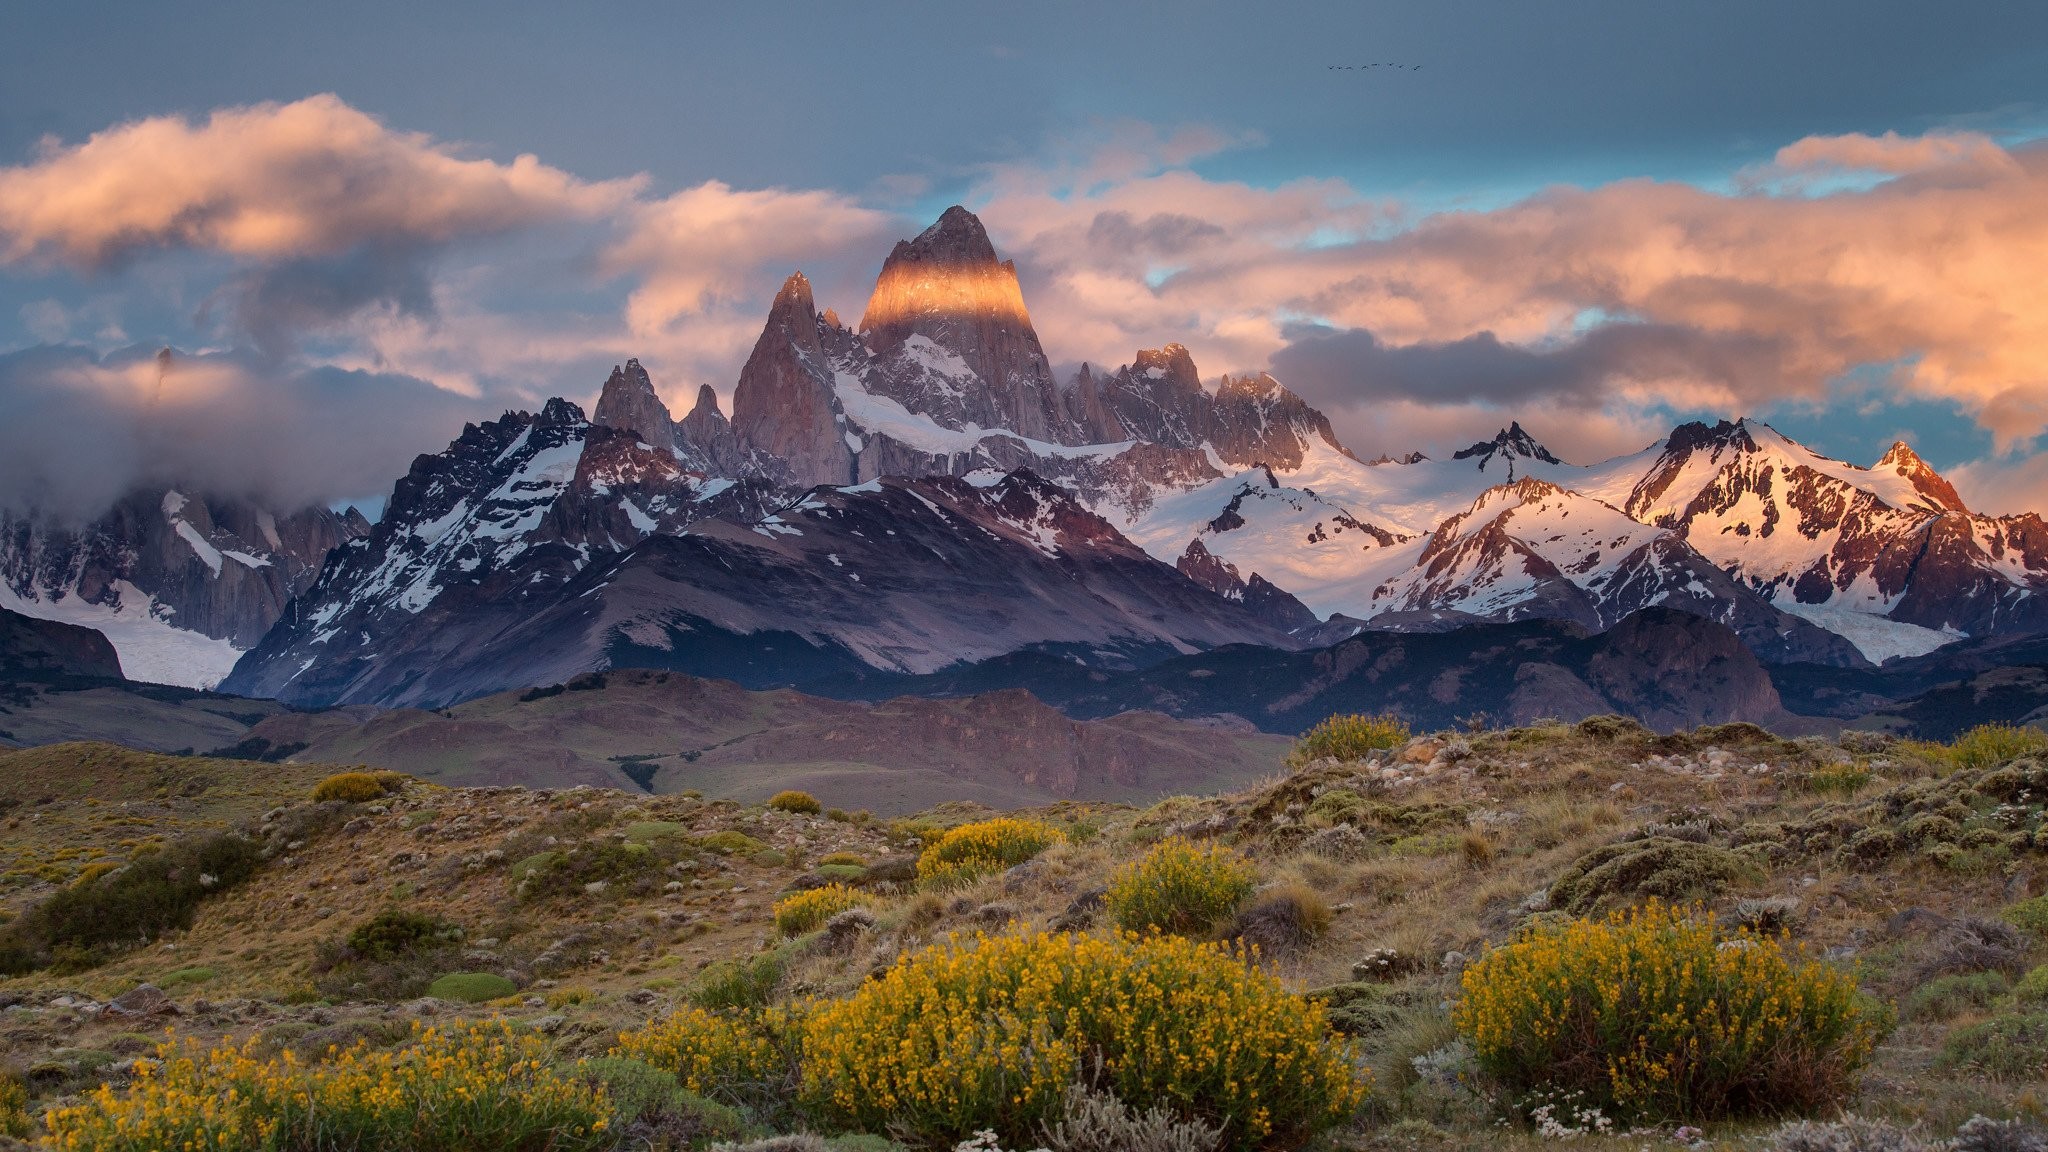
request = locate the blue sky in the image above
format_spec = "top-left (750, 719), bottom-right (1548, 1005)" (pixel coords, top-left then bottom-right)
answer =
top-left (4, 1), bottom-right (2048, 516)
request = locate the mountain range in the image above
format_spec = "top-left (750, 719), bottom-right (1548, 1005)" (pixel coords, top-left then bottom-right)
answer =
top-left (7, 205), bottom-right (2048, 737)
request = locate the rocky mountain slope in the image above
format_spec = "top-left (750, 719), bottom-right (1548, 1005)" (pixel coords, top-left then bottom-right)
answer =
top-left (12, 207), bottom-right (2046, 701)
top-left (225, 460), bottom-right (1294, 707)
top-left (0, 489), bottom-right (366, 687)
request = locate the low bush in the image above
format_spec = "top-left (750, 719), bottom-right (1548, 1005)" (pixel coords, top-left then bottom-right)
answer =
top-left (1904, 972), bottom-right (2012, 1022)
top-left (311, 770), bottom-right (399, 803)
top-left (515, 840), bottom-right (661, 901)
top-left (2004, 894), bottom-right (2048, 938)
top-left (799, 931), bottom-right (1367, 1150)
top-left (43, 1021), bottom-right (614, 1151)
top-left (613, 1005), bottom-right (800, 1112)
top-left (700, 830), bottom-right (769, 857)
top-left (0, 831), bottom-right (264, 973)
top-left (773, 885), bottom-right (867, 937)
top-left (1228, 882), bottom-right (1331, 956)
top-left (1937, 1012), bottom-right (2048, 1081)
top-left (1949, 723), bottom-right (2048, 771)
top-left (579, 1058), bottom-right (747, 1149)
top-left (1041, 1083), bottom-right (1224, 1152)
top-left (915, 818), bottom-right (1064, 887)
top-left (1290, 713), bottom-right (1412, 765)
top-left (347, 908), bottom-right (464, 962)
top-left (1106, 837), bottom-right (1258, 936)
top-left (2016, 965), bottom-right (2048, 1005)
top-left (426, 972), bottom-right (517, 1002)
top-left (693, 951), bottom-right (786, 1011)
top-left (768, 790), bottom-right (823, 815)
top-left (1547, 836), bottom-right (1756, 916)
top-left (1452, 901), bottom-right (1887, 1122)
top-left (0, 1074), bottom-right (29, 1140)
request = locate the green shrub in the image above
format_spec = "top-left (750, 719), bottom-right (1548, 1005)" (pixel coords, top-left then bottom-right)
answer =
top-left (578, 1057), bottom-right (747, 1147)
top-left (159, 966), bottom-right (217, 990)
top-left (515, 841), bottom-right (659, 900)
top-left (800, 930), bottom-right (1368, 1151)
top-left (1548, 837), bottom-right (1756, 916)
top-left (2003, 894), bottom-right (2048, 938)
top-left (1106, 837), bottom-right (1259, 936)
top-left (622, 821), bottom-right (689, 844)
top-left (347, 908), bottom-right (463, 962)
top-left (698, 830), bottom-right (767, 857)
top-left (768, 790), bottom-right (823, 815)
top-left (311, 771), bottom-right (395, 803)
top-left (692, 951), bottom-right (785, 1011)
top-left (1936, 1012), bottom-right (2048, 1081)
top-left (0, 831), bottom-right (264, 973)
top-left (1905, 972), bottom-right (2012, 1022)
top-left (915, 818), bottom-right (1064, 886)
top-left (425, 972), bottom-right (517, 1003)
top-left (1290, 713), bottom-right (1412, 765)
top-left (2016, 965), bottom-right (2048, 1006)
top-left (1453, 902), bottom-right (1887, 1122)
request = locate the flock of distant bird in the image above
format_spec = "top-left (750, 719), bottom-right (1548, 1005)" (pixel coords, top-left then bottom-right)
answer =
top-left (1329, 63), bottom-right (1422, 70)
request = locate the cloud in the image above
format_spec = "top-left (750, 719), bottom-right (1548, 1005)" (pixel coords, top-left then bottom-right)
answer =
top-left (0, 94), bottom-right (637, 268)
top-left (0, 344), bottom-right (475, 522)
top-left (1765, 129), bottom-right (2020, 180)
top-left (0, 95), bottom-right (640, 350)
top-left (966, 127), bottom-right (2048, 455)
top-left (606, 180), bottom-right (898, 338)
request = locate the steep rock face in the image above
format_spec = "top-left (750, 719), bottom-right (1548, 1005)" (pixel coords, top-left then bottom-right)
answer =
top-left (1621, 418), bottom-right (2048, 655)
top-left (589, 359), bottom-right (677, 451)
top-left (1, 489), bottom-right (366, 686)
top-left (0, 606), bottom-right (122, 679)
top-left (1452, 422), bottom-right (1562, 477)
top-left (1094, 346), bottom-right (1351, 470)
top-left (223, 398), bottom-right (781, 704)
top-left (677, 384), bottom-right (744, 476)
top-left (232, 467), bottom-right (1294, 708)
top-left (731, 273), bottom-right (854, 488)
top-left (858, 206), bottom-right (1070, 444)
top-left (1370, 478), bottom-right (1864, 666)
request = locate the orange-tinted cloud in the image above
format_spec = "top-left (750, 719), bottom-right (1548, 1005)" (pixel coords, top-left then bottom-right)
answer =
top-left (0, 94), bottom-right (638, 268)
top-left (977, 128), bottom-right (2048, 457)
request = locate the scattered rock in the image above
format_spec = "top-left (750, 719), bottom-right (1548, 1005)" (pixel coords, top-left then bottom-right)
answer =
top-left (102, 985), bottom-right (176, 1019)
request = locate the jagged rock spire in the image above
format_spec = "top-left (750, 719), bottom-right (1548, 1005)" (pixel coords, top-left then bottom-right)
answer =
top-left (591, 358), bottom-right (677, 450)
top-left (858, 206), bottom-right (1069, 443)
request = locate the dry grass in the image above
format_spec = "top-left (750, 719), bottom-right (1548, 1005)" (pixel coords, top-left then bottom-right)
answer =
top-left (0, 722), bottom-right (2045, 1147)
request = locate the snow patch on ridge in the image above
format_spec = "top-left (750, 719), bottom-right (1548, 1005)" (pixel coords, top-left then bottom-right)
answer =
top-left (0, 579), bottom-right (243, 689)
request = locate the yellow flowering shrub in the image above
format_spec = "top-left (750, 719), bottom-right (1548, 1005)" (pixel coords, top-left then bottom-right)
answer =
top-left (1903, 722), bottom-right (2048, 772)
top-left (612, 1004), bottom-right (800, 1108)
top-left (800, 930), bottom-right (1367, 1150)
top-left (311, 771), bottom-right (392, 803)
top-left (773, 884), bottom-right (868, 936)
top-left (768, 789), bottom-right (823, 814)
top-left (44, 1020), bottom-right (613, 1151)
top-left (1289, 713), bottom-right (1412, 765)
top-left (1106, 837), bottom-right (1258, 936)
top-left (915, 817), bottom-right (1064, 886)
top-left (1452, 902), bottom-right (1888, 1122)
top-left (0, 1074), bottom-right (28, 1139)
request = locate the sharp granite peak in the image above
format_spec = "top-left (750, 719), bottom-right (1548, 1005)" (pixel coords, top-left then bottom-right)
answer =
top-left (11, 206), bottom-right (2048, 700)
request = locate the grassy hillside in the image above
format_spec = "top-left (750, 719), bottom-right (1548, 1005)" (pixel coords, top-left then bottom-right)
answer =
top-left (0, 721), bottom-right (2044, 1149)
